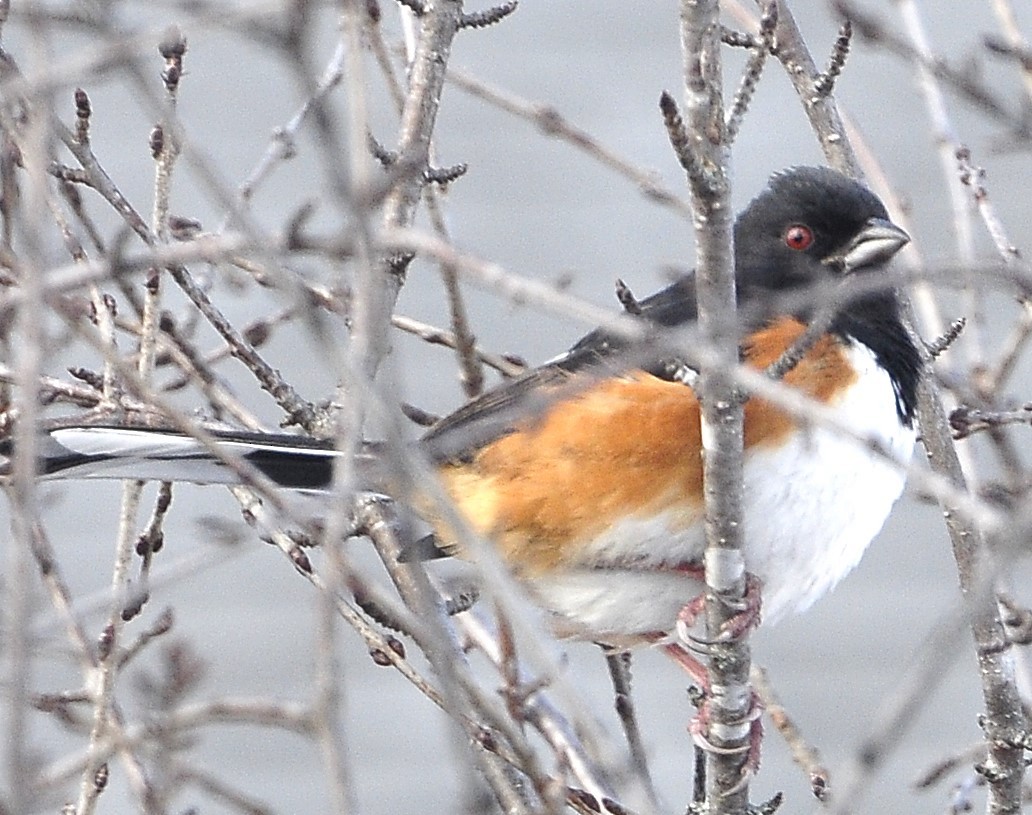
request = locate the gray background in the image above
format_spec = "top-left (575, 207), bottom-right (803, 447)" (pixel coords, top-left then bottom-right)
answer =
top-left (6, 1), bottom-right (1032, 813)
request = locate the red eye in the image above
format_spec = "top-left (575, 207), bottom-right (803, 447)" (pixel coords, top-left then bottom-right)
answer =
top-left (784, 224), bottom-right (814, 251)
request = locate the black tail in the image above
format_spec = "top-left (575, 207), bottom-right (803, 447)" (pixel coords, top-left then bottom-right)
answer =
top-left (0, 425), bottom-right (379, 490)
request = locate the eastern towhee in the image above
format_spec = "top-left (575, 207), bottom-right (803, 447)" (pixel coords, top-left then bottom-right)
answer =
top-left (2, 166), bottom-right (922, 650)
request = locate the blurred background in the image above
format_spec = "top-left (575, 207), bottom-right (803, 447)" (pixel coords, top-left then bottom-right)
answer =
top-left (3, 1), bottom-right (1032, 812)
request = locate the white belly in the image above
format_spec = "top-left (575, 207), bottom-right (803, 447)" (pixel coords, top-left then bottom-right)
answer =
top-left (529, 342), bottom-right (915, 643)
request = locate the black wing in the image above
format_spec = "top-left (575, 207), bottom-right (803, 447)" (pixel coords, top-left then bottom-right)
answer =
top-left (419, 275), bottom-right (699, 464)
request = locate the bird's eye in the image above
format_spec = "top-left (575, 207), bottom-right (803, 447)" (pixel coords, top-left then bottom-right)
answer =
top-left (783, 224), bottom-right (814, 251)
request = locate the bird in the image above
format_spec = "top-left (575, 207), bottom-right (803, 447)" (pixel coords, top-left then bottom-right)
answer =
top-left (1, 166), bottom-right (922, 651)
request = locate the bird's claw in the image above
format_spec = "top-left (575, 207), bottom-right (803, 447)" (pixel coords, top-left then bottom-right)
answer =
top-left (675, 573), bottom-right (763, 649)
top-left (688, 691), bottom-right (766, 784)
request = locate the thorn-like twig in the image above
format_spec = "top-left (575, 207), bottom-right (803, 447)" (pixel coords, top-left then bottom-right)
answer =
top-left (999, 593), bottom-right (1032, 645)
top-left (814, 20), bottom-right (852, 97)
top-left (400, 402), bottom-right (440, 427)
top-left (984, 34), bottom-right (1032, 71)
top-left (956, 146), bottom-right (1023, 262)
top-left (368, 131), bottom-right (467, 185)
top-left (352, 582), bottom-right (412, 635)
top-left (47, 162), bottom-right (90, 185)
top-left (73, 88), bottom-right (91, 145)
top-left (726, 1), bottom-right (777, 143)
top-left (458, 1), bottom-right (517, 30)
top-left (614, 279), bottom-right (641, 315)
top-left (658, 91), bottom-right (706, 187)
top-left (926, 316), bottom-right (966, 359)
top-left (390, 313), bottom-right (525, 377)
top-left (950, 404), bottom-right (1032, 439)
top-left (603, 651), bottom-right (658, 808)
top-left (752, 666), bottom-right (828, 801)
top-left (424, 161), bottom-right (468, 185)
top-left (443, 587), bottom-right (479, 616)
top-left (367, 131), bottom-right (396, 167)
top-left (448, 67), bottom-right (692, 216)
top-left (721, 26), bottom-right (761, 49)
top-left (765, 304), bottom-right (837, 384)
top-left (395, 0), bottom-right (426, 15)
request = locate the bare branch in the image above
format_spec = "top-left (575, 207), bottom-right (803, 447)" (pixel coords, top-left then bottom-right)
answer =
top-left (678, 2), bottom-right (751, 808)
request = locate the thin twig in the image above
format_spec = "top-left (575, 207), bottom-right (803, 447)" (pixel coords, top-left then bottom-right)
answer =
top-left (448, 67), bottom-right (692, 217)
top-left (813, 20), bottom-right (852, 98)
top-left (603, 651), bottom-right (658, 808)
top-left (725, 1), bottom-right (777, 143)
top-left (751, 666), bottom-right (828, 801)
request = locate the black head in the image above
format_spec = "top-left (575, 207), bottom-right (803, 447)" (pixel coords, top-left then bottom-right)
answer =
top-left (553, 167), bottom-right (920, 423)
top-left (735, 167), bottom-right (920, 424)
top-left (734, 166), bottom-right (909, 310)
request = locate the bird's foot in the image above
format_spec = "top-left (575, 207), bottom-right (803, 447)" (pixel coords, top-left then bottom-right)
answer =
top-left (661, 572), bottom-right (765, 787)
top-left (688, 691), bottom-right (765, 785)
top-left (675, 572), bottom-right (763, 648)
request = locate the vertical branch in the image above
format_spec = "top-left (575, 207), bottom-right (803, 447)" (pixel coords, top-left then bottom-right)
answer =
top-left (138, 26), bottom-right (185, 378)
top-left (73, 29), bottom-right (191, 815)
top-left (677, 1), bottom-right (750, 809)
top-left (4, 124), bottom-right (40, 815)
top-left (914, 382), bottom-right (1027, 815)
top-left (5, 7), bottom-right (54, 808)
top-left (896, 0), bottom-right (982, 365)
top-left (378, 0), bottom-right (462, 297)
top-left (314, 554), bottom-right (357, 815)
top-left (70, 88), bottom-right (118, 407)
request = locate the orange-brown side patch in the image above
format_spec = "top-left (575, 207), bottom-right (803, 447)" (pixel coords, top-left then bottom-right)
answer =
top-left (438, 373), bottom-right (705, 574)
top-left (742, 317), bottom-right (859, 450)
top-left (436, 317), bottom-right (857, 574)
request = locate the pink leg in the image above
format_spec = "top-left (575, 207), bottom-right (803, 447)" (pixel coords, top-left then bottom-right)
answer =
top-left (662, 641), bottom-right (710, 687)
top-left (674, 573), bottom-right (763, 646)
top-left (662, 575), bottom-right (766, 782)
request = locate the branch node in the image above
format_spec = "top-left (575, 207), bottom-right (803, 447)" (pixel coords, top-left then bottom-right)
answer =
top-left (368, 131), bottom-right (465, 185)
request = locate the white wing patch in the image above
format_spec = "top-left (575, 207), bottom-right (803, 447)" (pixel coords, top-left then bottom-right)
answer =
top-left (47, 427), bottom-right (342, 486)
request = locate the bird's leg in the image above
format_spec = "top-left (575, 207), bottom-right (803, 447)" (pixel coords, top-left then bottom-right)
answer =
top-left (662, 641), bottom-right (766, 780)
top-left (661, 640), bottom-right (710, 685)
top-left (662, 571), bottom-right (766, 781)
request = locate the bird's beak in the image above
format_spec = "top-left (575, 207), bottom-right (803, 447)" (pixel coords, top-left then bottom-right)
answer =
top-left (840, 217), bottom-right (910, 272)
